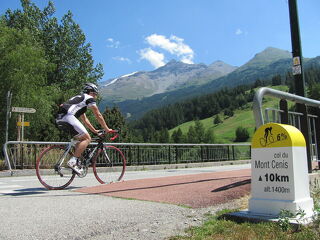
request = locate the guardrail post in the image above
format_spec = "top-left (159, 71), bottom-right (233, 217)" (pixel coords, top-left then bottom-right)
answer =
top-left (33, 144), bottom-right (37, 168)
top-left (128, 146), bottom-right (131, 166)
top-left (232, 145), bottom-right (235, 160)
top-left (200, 146), bottom-right (204, 162)
top-left (175, 146), bottom-right (178, 164)
top-left (297, 103), bottom-right (312, 172)
top-left (315, 108), bottom-right (320, 169)
top-left (137, 146), bottom-right (140, 166)
top-left (21, 144), bottom-right (24, 170)
top-left (280, 99), bottom-right (289, 124)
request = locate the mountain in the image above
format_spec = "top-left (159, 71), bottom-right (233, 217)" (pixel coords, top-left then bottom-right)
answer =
top-left (198, 47), bottom-right (292, 91)
top-left (99, 60), bottom-right (237, 103)
top-left (99, 47), bottom-right (320, 120)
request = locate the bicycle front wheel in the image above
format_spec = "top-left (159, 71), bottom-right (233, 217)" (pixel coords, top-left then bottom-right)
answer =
top-left (92, 146), bottom-right (126, 184)
top-left (36, 145), bottom-right (75, 190)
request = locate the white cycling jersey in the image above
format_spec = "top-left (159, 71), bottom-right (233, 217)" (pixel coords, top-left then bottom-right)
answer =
top-left (56, 93), bottom-right (97, 137)
top-left (60, 93), bottom-right (96, 118)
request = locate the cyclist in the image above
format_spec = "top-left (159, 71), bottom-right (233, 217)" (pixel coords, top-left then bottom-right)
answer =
top-left (56, 83), bottom-right (112, 174)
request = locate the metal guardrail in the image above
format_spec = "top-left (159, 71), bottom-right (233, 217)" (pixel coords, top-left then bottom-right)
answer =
top-left (253, 87), bottom-right (320, 128)
top-left (3, 141), bottom-right (251, 175)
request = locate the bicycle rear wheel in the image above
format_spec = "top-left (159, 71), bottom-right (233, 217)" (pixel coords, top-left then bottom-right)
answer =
top-left (92, 145), bottom-right (126, 184)
top-left (36, 145), bottom-right (75, 190)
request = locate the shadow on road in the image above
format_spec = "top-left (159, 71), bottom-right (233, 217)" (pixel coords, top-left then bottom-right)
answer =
top-left (211, 179), bottom-right (251, 192)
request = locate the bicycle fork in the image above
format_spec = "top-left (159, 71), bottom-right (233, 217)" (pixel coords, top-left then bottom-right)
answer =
top-left (102, 147), bottom-right (112, 166)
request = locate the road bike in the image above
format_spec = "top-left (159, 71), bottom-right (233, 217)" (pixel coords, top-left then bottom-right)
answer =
top-left (36, 130), bottom-right (126, 190)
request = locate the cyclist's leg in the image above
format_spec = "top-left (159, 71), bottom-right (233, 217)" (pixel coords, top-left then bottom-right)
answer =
top-left (61, 115), bottom-right (91, 156)
top-left (58, 115), bottom-right (90, 174)
top-left (73, 133), bottom-right (91, 157)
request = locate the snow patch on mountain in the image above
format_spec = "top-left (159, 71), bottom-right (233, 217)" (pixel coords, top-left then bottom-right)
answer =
top-left (104, 71), bottom-right (138, 87)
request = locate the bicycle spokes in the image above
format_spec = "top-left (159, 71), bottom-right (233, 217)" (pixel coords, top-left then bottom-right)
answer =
top-left (36, 145), bottom-right (75, 190)
top-left (92, 146), bottom-right (126, 184)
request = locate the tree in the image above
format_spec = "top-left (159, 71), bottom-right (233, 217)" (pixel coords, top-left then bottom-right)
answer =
top-left (187, 126), bottom-right (197, 143)
top-left (285, 71), bottom-right (294, 93)
top-left (271, 74), bottom-right (282, 86)
top-left (159, 129), bottom-right (169, 143)
top-left (254, 78), bottom-right (262, 88)
top-left (235, 126), bottom-right (250, 142)
top-left (1, 0), bottom-right (104, 142)
top-left (213, 115), bottom-right (222, 124)
top-left (204, 129), bottom-right (215, 143)
top-left (235, 93), bottom-right (246, 107)
top-left (0, 22), bottom-right (58, 144)
top-left (194, 120), bottom-right (205, 143)
top-left (103, 107), bottom-right (129, 142)
top-left (308, 82), bottom-right (320, 100)
top-left (171, 128), bottom-right (184, 143)
top-left (3, 0), bottom-right (103, 95)
top-left (224, 108), bottom-right (234, 118)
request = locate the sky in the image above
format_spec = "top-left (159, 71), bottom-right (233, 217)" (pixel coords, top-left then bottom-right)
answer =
top-left (1, 0), bottom-right (320, 82)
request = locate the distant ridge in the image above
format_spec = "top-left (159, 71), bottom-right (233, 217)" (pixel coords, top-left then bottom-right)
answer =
top-left (100, 60), bottom-right (237, 103)
top-left (99, 47), bottom-right (320, 120)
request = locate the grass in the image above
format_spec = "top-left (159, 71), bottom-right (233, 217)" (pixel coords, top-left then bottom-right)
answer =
top-left (169, 86), bottom-right (290, 143)
top-left (172, 215), bottom-right (319, 240)
top-left (169, 181), bottom-right (320, 240)
top-left (169, 210), bottom-right (320, 240)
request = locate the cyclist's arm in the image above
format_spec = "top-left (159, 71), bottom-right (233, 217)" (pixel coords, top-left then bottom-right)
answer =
top-left (80, 113), bottom-right (98, 135)
top-left (88, 105), bottom-right (112, 133)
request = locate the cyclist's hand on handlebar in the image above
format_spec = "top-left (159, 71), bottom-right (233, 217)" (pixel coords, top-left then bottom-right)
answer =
top-left (97, 129), bottom-right (117, 136)
top-left (96, 129), bottom-right (106, 138)
top-left (108, 129), bottom-right (120, 134)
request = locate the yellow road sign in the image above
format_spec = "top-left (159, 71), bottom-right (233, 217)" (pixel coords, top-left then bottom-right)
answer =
top-left (17, 122), bottom-right (30, 126)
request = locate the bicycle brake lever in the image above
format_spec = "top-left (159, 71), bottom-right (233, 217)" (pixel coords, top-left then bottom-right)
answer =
top-left (110, 134), bottom-right (119, 141)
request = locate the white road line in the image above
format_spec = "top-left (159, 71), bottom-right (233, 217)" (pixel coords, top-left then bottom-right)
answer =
top-left (10, 179), bottom-right (39, 183)
top-left (0, 185), bottom-right (23, 189)
top-left (0, 190), bottom-right (17, 194)
top-left (0, 184), bottom-right (24, 195)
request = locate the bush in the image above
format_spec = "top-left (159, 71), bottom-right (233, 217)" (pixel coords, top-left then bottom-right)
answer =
top-left (0, 160), bottom-right (6, 171)
top-left (213, 115), bottom-right (222, 124)
top-left (235, 126), bottom-right (250, 142)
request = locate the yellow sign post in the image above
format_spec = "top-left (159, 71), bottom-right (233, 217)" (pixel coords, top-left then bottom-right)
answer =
top-left (249, 123), bottom-right (314, 218)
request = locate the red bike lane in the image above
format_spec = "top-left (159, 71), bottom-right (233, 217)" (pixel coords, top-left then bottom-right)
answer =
top-left (76, 168), bottom-right (251, 208)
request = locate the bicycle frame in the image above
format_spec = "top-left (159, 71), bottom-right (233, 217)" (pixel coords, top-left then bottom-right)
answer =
top-left (55, 139), bottom-right (76, 168)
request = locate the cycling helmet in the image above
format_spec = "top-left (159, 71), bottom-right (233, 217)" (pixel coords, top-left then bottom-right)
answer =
top-left (83, 82), bottom-right (98, 94)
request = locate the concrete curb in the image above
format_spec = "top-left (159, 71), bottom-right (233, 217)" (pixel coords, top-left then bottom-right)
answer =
top-left (0, 160), bottom-right (251, 178)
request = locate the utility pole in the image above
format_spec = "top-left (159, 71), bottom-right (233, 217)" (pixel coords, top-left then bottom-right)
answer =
top-left (288, 0), bottom-right (312, 172)
top-left (288, 0), bottom-right (305, 96)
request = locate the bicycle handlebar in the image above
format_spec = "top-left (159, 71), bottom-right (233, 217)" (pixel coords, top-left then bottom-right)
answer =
top-left (95, 129), bottom-right (119, 142)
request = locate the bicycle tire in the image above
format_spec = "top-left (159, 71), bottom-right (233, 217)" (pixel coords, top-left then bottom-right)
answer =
top-left (36, 145), bottom-right (76, 190)
top-left (92, 145), bottom-right (126, 184)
